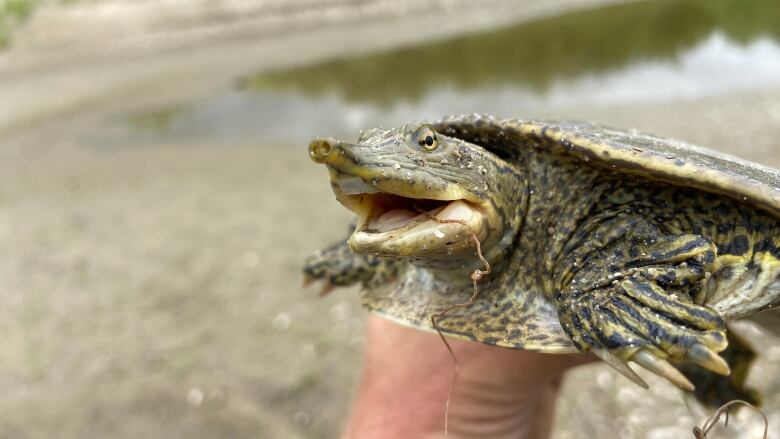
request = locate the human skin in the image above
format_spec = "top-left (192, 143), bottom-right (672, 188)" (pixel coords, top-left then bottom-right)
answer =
top-left (343, 315), bottom-right (595, 439)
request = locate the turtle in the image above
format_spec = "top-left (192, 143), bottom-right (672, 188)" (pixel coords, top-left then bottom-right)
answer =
top-left (303, 114), bottom-right (780, 408)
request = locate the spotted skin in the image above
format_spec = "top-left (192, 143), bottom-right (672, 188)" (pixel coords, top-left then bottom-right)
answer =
top-left (553, 210), bottom-right (728, 360)
top-left (306, 115), bottom-right (780, 406)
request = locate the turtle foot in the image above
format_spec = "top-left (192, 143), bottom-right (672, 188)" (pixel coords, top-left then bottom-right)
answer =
top-left (560, 276), bottom-right (729, 391)
top-left (678, 327), bottom-right (762, 408)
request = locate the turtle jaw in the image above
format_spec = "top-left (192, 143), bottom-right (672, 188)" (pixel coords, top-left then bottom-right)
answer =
top-left (330, 174), bottom-right (497, 261)
top-left (350, 196), bottom-right (487, 259)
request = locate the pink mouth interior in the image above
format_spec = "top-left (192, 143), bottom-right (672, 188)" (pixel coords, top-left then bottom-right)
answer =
top-left (362, 194), bottom-right (449, 233)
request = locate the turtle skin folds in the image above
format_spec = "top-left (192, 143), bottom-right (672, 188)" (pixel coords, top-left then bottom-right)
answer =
top-left (554, 212), bottom-right (730, 390)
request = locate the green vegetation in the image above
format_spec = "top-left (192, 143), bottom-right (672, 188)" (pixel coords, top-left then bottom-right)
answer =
top-left (239, 0), bottom-right (780, 106)
top-left (127, 105), bottom-right (187, 133)
top-left (0, 0), bottom-right (82, 49)
top-left (0, 0), bottom-right (37, 48)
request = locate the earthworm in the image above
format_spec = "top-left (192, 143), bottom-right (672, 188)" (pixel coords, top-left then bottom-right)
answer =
top-left (416, 206), bottom-right (491, 437)
top-left (693, 399), bottom-right (767, 439)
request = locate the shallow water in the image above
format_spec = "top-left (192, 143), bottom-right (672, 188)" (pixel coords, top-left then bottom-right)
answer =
top-left (117, 0), bottom-right (780, 146)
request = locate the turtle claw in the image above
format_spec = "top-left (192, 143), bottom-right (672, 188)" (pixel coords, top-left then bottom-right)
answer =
top-left (319, 281), bottom-right (336, 296)
top-left (593, 348), bottom-right (649, 389)
top-left (301, 275), bottom-right (337, 296)
top-left (687, 343), bottom-right (731, 376)
top-left (631, 349), bottom-right (694, 391)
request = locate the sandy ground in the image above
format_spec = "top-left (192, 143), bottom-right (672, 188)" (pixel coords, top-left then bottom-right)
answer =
top-left (0, 142), bottom-right (359, 438)
top-left (1, 1), bottom-right (780, 438)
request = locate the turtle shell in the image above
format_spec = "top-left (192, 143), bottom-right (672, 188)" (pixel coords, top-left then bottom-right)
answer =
top-left (433, 114), bottom-right (780, 218)
top-left (359, 115), bottom-right (780, 353)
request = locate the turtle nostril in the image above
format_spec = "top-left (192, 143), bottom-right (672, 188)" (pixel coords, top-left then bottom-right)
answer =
top-left (309, 138), bottom-right (337, 164)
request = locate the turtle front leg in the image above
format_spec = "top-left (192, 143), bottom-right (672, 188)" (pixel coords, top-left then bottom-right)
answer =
top-left (303, 234), bottom-right (401, 295)
top-left (554, 215), bottom-right (730, 390)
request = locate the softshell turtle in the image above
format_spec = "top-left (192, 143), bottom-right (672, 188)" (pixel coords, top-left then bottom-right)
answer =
top-left (303, 114), bottom-right (780, 407)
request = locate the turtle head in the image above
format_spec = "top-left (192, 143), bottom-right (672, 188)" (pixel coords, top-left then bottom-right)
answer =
top-left (309, 122), bottom-right (521, 269)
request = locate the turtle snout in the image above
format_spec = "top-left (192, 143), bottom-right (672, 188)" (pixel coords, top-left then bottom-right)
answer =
top-left (309, 138), bottom-right (340, 164)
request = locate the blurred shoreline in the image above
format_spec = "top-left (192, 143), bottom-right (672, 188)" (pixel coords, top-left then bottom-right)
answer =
top-left (0, 0), bottom-right (632, 137)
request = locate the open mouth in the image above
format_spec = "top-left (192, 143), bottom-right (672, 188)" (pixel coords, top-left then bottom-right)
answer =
top-left (332, 176), bottom-right (487, 256)
top-left (362, 194), bottom-right (449, 233)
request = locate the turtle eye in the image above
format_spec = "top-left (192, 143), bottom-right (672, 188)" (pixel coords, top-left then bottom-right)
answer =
top-left (414, 126), bottom-right (439, 151)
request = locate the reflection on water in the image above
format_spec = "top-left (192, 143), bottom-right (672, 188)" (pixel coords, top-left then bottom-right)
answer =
top-left (240, 0), bottom-right (780, 104)
top-left (124, 0), bottom-right (780, 146)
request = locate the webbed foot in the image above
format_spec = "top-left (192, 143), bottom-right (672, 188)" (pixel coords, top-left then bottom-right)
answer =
top-left (556, 225), bottom-right (731, 391)
top-left (561, 276), bottom-right (728, 390)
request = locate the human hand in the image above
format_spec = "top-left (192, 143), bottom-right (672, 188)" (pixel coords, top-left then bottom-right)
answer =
top-left (343, 315), bottom-right (595, 439)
